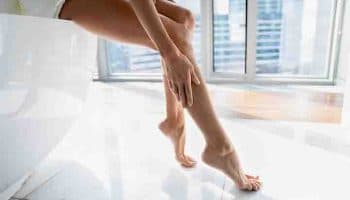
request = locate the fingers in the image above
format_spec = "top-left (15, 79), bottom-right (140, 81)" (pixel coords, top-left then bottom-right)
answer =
top-left (170, 69), bottom-right (197, 107)
top-left (178, 70), bottom-right (194, 107)
top-left (185, 71), bottom-right (193, 106)
top-left (167, 77), bottom-right (180, 101)
top-left (168, 79), bottom-right (175, 92)
top-left (191, 68), bottom-right (200, 85)
top-left (178, 84), bottom-right (187, 107)
top-left (173, 84), bottom-right (180, 101)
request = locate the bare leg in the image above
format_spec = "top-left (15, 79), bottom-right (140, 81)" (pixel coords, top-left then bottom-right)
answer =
top-left (157, 0), bottom-right (197, 168)
top-left (60, 0), bottom-right (261, 191)
top-left (158, 59), bottom-right (196, 167)
top-left (155, 1), bottom-right (261, 191)
top-left (61, 0), bottom-right (196, 168)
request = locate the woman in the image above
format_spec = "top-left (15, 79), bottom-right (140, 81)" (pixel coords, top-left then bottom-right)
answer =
top-left (25, 0), bottom-right (262, 191)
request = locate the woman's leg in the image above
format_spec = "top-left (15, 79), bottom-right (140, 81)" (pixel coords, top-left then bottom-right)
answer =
top-left (157, 0), bottom-right (197, 168)
top-left (154, 1), bottom-right (261, 190)
top-left (60, 0), bottom-right (197, 168)
top-left (60, 0), bottom-right (261, 191)
top-left (159, 60), bottom-right (196, 168)
top-left (163, 24), bottom-right (262, 192)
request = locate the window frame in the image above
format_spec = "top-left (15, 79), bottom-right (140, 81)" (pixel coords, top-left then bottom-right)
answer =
top-left (97, 0), bottom-right (345, 85)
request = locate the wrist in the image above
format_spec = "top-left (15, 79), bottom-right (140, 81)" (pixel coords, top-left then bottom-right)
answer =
top-left (161, 48), bottom-right (181, 64)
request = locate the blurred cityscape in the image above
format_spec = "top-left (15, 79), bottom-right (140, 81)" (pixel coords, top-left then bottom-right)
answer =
top-left (107, 0), bottom-right (333, 76)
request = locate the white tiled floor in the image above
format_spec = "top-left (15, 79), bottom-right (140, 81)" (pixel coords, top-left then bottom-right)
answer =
top-left (13, 82), bottom-right (350, 200)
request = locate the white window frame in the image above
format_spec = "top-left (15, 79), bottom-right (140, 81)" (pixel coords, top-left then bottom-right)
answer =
top-left (97, 0), bottom-right (345, 85)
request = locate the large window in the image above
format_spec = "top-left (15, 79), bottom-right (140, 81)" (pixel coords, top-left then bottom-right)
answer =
top-left (100, 0), bottom-right (343, 83)
top-left (211, 0), bottom-right (340, 81)
top-left (105, 0), bottom-right (201, 75)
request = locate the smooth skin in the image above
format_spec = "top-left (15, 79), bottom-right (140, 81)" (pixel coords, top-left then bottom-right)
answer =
top-left (60, 0), bottom-right (261, 191)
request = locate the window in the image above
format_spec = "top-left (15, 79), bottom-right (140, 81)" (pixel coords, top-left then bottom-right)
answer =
top-left (255, 0), bottom-right (335, 77)
top-left (207, 0), bottom-right (342, 82)
top-left (99, 0), bottom-right (343, 83)
top-left (213, 0), bottom-right (247, 74)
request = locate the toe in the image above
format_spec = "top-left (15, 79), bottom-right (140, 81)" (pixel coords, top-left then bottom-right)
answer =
top-left (239, 178), bottom-right (261, 191)
top-left (177, 155), bottom-right (195, 168)
top-left (251, 180), bottom-right (261, 191)
top-left (252, 178), bottom-right (262, 185)
top-left (181, 160), bottom-right (195, 168)
top-left (247, 183), bottom-right (254, 191)
top-left (185, 155), bottom-right (196, 163)
top-left (252, 183), bottom-right (259, 191)
top-left (256, 180), bottom-right (262, 188)
top-left (240, 182), bottom-right (253, 191)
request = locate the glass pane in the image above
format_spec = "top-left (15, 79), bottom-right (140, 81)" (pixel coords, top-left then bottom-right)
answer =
top-left (256, 0), bottom-right (335, 76)
top-left (213, 0), bottom-right (247, 73)
top-left (106, 43), bottom-right (161, 73)
top-left (106, 0), bottom-right (201, 74)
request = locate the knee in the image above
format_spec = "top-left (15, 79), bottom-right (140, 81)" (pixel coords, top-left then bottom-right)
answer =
top-left (176, 9), bottom-right (196, 50)
top-left (172, 27), bottom-right (193, 53)
top-left (181, 8), bottom-right (195, 31)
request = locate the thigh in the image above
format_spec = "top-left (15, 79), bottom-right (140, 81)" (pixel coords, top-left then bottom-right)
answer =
top-left (60, 0), bottom-right (156, 48)
top-left (60, 0), bottom-right (189, 50)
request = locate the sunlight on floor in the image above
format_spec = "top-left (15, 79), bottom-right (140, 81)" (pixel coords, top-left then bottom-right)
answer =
top-left (13, 82), bottom-right (350, 200)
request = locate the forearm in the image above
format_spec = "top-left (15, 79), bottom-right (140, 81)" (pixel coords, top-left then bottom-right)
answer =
top-left (129, 0), bottom-right (180, 59)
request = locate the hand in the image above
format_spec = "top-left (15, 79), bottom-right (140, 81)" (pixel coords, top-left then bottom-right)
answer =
top-left (164, 53), bottom-right (200, 107)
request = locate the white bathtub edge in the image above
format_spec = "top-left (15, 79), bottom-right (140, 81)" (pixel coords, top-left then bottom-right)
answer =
top-left (0, 172), bottom-right (32, 200)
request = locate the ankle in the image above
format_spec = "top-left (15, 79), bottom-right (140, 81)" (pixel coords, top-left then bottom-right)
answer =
top-left (160, 117), bottom-right (184, 129)
top-left (204, 141), bottom-right (234, 156)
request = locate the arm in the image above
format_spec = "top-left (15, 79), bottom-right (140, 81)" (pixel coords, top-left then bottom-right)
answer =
top-left (129, 0), bottom-right (200, 107)
top-left (129, 0), bottom-right (179, 59)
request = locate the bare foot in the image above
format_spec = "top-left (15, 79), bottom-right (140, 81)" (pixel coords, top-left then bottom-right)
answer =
top-left (159, 117), bottom-right (196, 168)
top-left (202, 146), bottom-right (262, 191)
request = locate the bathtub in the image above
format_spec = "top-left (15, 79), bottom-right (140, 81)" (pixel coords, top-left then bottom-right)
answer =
top-left (0, 14), bottom-right (97, 199)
